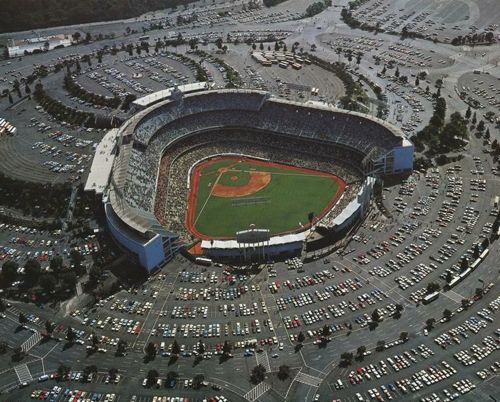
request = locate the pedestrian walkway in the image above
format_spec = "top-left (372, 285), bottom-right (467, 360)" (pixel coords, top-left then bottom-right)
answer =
top-left (255, 350), bottom-right (271, 373)
top-left (21, 331), bottom-right (42, 352)
top-left (244, 381), bottom-right (270, 401)
top-left (295, 371), bottom-right (322, 387)
top-left (14, 364), bottom-right (33, 384)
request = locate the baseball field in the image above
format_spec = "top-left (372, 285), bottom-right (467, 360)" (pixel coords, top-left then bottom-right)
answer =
top-left (186, 156), bottom-right (345, 239)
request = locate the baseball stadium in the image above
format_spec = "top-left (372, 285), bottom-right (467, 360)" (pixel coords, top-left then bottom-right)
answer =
top-left (87, 86), bottom-right (413, 271)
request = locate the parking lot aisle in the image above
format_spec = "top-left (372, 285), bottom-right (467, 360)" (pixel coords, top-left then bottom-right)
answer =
top-left (133, 271), bottom-right (180, 349)
top-left (13, 363), bottom-right (32, 384)
top-left (243, 381), bottom-right (271, 402)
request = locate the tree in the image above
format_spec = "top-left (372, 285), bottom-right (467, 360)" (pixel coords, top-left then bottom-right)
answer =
top-left (18, 312), bottom-right (27, 325)
top-left (116, 340), bottom-right (127, 356)
top-left (375, 340), bottom-right (385, 352)
top-left (371, 309), bottom-right (380, 322)
top-left (197, 340), bottom-right (205, 355)
top-left (460, 257), bottom-right (468, 272)
top-left (57, 364), bottom-right (70, 381)
top-left (473, 244), bottom-right (480, 259)
top-left (49, 257), bottom-right (63, 274)
top-left (426, 282), bottom-right (440, 294)
top-left (83, 365), bottom-right (97, 381)
top-left (477, 120), bottom-right (485, 132)
top-left (278, 365), bottom-right (290, 380)
top-left (443, 309), bottom-right (452, 320)
top-left (445, 271), bottom-right (453, 283)
top-left (425, 318), bottom-right (436, 330)
top-left (66, 326), bottom-right (76, 343)
top-left (399, 332), bottom-right (408, 342)
top-left (395, 67), bottom-right (400, 77)
top-left (61, 272), bottom-right (77, 289)
top-left (475, 287), bottom-right (483, 298)
top-left (171, 340), bottom-right (180, 356)
top-left (415, 76), bottom-right (420, 86)
top-left (356, 345), bottom-right (366, 357)
top-left (39, 274), bottom-right (56, 293)
top-left (465, 106), bottom-right (471, 120)
top-left (1, 260), bottom-right (18, 284)
top-left (482, 238), bottom-right (489, 249)
top-left (45, 320), bottom-right (54, 336)
top-left (165, 371), bottom-right (178, 387)
top-left (321, 325), bottom-right (330, 337)
top-left (215, 37), bottom-right (223, 49)
top-left (356, 52), bottom-right (362, 65)
top-left (145, 342), bottom-right (157, 359)
top-left (461, 298), bottom-right (470, 309)
top-left (340, 352), bottom-right (353, 364)
top-left (259, 42), bottom-right (264, 50)
top-left (24, 258), bottom-right (41, 286)
top-left (297, 332), bottom-right (305, 343)
top-left (91, 333), bottom-right (99, 347)
top-left (12, 346), bottom-right (24, 361)
top-left (193, 374), bottom-right (205, 389)
top-left (146, 369), bottom-right (159, 387)
top-left (0, 298), bottom-right (5, 312)
top-left (250, 364), bottom-right (266, 384)
top-left (88, 265), bottom-right (102, 287)
top-left (222, 340), bottom-right (232, 355)
top-left (0, 341), bottom-right (7, 354)
top-left (69, 250), bottom-right (83, 270)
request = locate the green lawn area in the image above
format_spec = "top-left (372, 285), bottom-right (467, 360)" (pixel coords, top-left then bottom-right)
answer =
top-left (192, 158), bottom-right (340, 238)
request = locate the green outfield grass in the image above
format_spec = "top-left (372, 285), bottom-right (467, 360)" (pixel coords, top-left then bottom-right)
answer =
top-left (191, 158), bottom-right (342, 238)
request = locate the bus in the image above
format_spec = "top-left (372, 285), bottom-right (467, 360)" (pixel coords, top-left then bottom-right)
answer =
top-left (139, 35), bottom-right (150, 42)
top-left (422, 291), bottom-right (439, 305)
top-left (195, 257), bottom-right (212, 266)
top-left (446, 276), bottom-right (461, 290)
top-left (480, 248), bottom-right (489, 260)
top-left (470, 258), bottom-right (482, 270)
top-left (494, 196), bottom-right (499, 208)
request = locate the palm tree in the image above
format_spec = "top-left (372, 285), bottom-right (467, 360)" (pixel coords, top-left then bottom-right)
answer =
top-left (336, 47), bottom-right (342, 61)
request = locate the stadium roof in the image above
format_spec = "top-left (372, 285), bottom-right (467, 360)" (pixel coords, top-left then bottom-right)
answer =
top-left (330, 176), bottom-right (375, 227)
top-left (84, 128), bottom-right (118, 194)
top-left (132, 82), bottom-right (211, 108)
top-left (201, 232), bottom-right (308, 250)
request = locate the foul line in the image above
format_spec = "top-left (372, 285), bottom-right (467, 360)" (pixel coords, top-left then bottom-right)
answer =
top-left (194, 172), bottom-right (222, 226)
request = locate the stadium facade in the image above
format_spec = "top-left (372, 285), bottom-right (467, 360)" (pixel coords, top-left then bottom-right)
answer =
top-left (88, 87), bottom-right (413, 272)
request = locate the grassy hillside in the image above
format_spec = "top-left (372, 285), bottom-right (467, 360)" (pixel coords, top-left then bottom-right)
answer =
top-left (0, 0), bottom-right (194, 34)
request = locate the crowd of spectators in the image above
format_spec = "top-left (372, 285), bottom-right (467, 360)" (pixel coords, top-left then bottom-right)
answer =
top-left (131, 90), bottom-right (402, 154)
top-left (116, 90), bottom-right (405, 237)
top-left (133, 90), bottom-right (268, 145)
